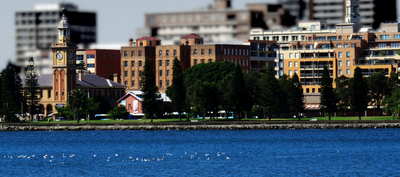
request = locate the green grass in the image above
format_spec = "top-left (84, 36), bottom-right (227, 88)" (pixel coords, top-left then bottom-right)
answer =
top-left (23, 116), bottom-right (399, 124)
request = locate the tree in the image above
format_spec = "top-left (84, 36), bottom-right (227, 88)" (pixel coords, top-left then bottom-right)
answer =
top-left (261, 66), bottom-right (285, 120)
top-left (55, 105), bottom-right (74, 120)
top-left (1, 63), bottom-right (24, 122)
top-left (87, 98), bottom-right (99, 120)
top-left (77, 61), bottom-right (86, 73)
top-left (320, 66), bottom-right (337, 120)
top-left (279, 74), bottom-right (291, 117)
top-left (367, 71), bottom-right (387, 116)
top-left (219, 73), bottom-right (234, 119)
top-left (228, 65), bottom-right (247, 119)
top-left (350, 67), bottom-right (369, 120)
top-left (166, 57), bottom-right (186, 121)
top-left (68, 88), bottom-right (88, 123)
top-left (287, 73), bottom-right (303, 119)
top-left (387, 71), bottom-right (399, 93)
top-left (25, 60), bottom-right (40, 121)
top-left (107, 105), bottom-right (129, 120)
top-left (335, 75), bottom-right (350, 116)
top-left (383, 88), bottom-right (400, 120)
top-left (141, 58), bottom-right (161, 122)
top-left (243, 70), bottom-right (263, 118)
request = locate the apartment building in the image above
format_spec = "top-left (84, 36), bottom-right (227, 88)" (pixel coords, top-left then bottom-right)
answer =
top-left (122, 33), bottom-right (251, 93)
top-left (15, 3), bottom-right (96, 75)
top-left (138, 0), bottom-right (295, 45)
top-left (84, 49), bottom-right (121, 81)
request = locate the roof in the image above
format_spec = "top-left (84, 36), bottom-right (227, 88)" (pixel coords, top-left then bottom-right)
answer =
top-left (116, 91), bottom-right (143, 103)
top-left (58, 12), bottom-right (70, 29)
top-left (136, 37), bottom-right (161, 41)
top-left (182, 33), bottom-right (202, 39)
top-left (22, 74), bottom-right (125, 88)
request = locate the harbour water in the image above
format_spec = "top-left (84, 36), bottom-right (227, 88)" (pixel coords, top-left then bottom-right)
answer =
top-left (0, 129), bottom-right (399, 176)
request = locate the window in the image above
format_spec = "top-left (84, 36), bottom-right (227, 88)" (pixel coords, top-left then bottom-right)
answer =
top-left (308, 37), bottom-right (312, 41)
top-left (132, 81), bottom-right (135, 87)
top-left (111, 55), bottom-right (113, 58)
top-left (339, 52), bottom-right (342, 58)
top-left (279, 54), bottom-right (283, 59)
top-left (294, 62), bottom-right (298, 67)
top-left (208, 59), bottom-right (212, 63)
top-left (139, 51), bottom-right (142, 56)
top-left (166, 60), bottom-right (170, 67)
top-left (201, 59), bottom-right (205, 63)
top-left (344, 44), bottom-right (349, 48)
top-left (347, 60), bottom-right (350, 66)
top-left (76, 55), bottom-right (84, 61)
top-left (209, 49), bottom-right (212, 55)
top-left (279, 62), bottom-right (283, 67)
top-left (87, 54), bottom-right (95, 59)
top-left (194, 59), bottom-right (198, 65)
top-left (125, 81), bottom-right (127, 86)
top-left (166, 70), bottom-right (170, 76)
top-left (166, 50), bottom-right (169, 56)
top-left (87, 64), bottom-right (95, 68)
top-left (224, 49), bottom-right (226, 55)
top-left (289, 62), bottom-right (292, 67)
top-left (124, 51), bottom-right (127, 57)
top-left (339, 61), bottom-right (342, 66)
top-left (295, 53), bottom-right (299, 58)
top-left (289, 70), bottom-right (293, 76)
top-left (139, 61), bottom-right (142, 67)
top-left (279, 70), bottom-right (283, 76)
top-left (346, 52), bottom-right (350, 57)
top-left (124, 61), bottom-right (127, 67)
top-left (132, 71), bottom-right (135, 77)
top-left (131, 61), bottom-right (135, 67)
top-left (139, 71), bottom-right (142, 77)
top-left (159, 70), bottom-right (162, 76)
top-left (378, 43), bottom-right (387, 48)
top-left (159, 60), bottom-right (162, 67)
top-left (167, 80), bottom-right (170, 87)
top-left (159, 80), bottom-right (163, 88)
top-left (173, 50), bottom-right (177, 56)
top-left (201, 49), bottom-right (205, 55)
top-left (381, 35), bottom-right (391, 40)
top-left (228, 49), bottom-right (230, 55)
top-left (316, 37), bottom-right (325, 41)
top-left (351, 44), bottom-right (356, 48)
top-left (327, 36), bottom-right (337, 40)
top-left (131, 51), bottom-right (134, 57)
top-left (289, 53), bottom-right (293, 58)
top-left (193, 49), bottom-right (197, 55)
top-left (339, 69), bottom-right (342, 75)
top-left (338, 36), bottom-right (342, 40)
top-left (347, 69), bottom-right (350, 75)
top-left (337, 44), bottom-right (342, 48)
top-left (295, 70), bottom-right (298, 74)
top-left (124, 71), bottom-right (127, 77)
top-left (293, 45), bottom-right (297, 50)
top-left (159, 50), bottom-right (162, 57)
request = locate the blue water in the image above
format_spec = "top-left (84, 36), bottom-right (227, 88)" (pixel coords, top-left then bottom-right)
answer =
top-left (0, 129), bottom-right (399, 176)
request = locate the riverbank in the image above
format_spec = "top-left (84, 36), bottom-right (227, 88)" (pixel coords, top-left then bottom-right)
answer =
top-left (1, 120), bottom-right (400, 131)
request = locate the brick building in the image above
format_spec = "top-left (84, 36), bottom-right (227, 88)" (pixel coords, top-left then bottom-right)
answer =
top-left (85, 49), bottom-right (121, 82)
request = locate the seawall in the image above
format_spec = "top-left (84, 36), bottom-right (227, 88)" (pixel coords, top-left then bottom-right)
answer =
top-left (1, 120), bottom-right (400, 131)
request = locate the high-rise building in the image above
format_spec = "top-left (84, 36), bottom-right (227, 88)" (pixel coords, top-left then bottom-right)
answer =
top-left (15, 3), bottom-right (96, 75)
top-left (137, 0), bottom-right (295, 45)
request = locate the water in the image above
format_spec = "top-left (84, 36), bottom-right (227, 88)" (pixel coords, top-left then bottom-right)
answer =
top-left (0, 129), bottom-right (399, 176)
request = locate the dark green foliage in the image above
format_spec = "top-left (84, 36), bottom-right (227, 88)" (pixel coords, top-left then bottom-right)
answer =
top-left (367, 71), bottom-right (387, 115)
top-left (166, 57), bottom-right (186, 121)
top-left (94, 95), bottom-right (111, 112)
top-left (68, 88), bottom-right (88, 123)
top-left (261, 66), bottom-right (286, 120)
top-left (383, 88), bottom-right (400, 120)
top-left (25, 71), bottom-right (40, 121)
top-left (87, 98), bottom-right (99, 119)
top-left (107, 105), bottom-right (129, 120)
top-left (55, 105), bottom-right (74, 120)
top-left (320, 66), bottom-right (337, 120)
top-left (229, 65), bottom-right (248, 119)
top-left (334, 75), bottom-right (350, 116)
top-left (77, 61), bottom-right (86, 73)
top-left (387, 71), bottom-right (399, 92)
top-left (350, 67), bottom-right (369, 120)
top-left (243, 70), bottom-right (263, 117)
top-left (287, 73), bottom-right (303, 119)
top-left (141, 58), bottom-right (161, 122)
top-left (1, 63), bottom-right (24, 122)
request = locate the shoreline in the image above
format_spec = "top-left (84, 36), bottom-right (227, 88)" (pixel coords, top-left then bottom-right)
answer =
top-left (1, 121), bottom-right (400, 131)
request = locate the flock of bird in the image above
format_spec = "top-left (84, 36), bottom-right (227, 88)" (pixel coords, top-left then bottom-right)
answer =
top-left (2, 151), bottom-right (238, 164)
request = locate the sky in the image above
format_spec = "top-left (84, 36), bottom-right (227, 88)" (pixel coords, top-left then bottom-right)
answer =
top-left (0, 0), bottom-right (276, 71)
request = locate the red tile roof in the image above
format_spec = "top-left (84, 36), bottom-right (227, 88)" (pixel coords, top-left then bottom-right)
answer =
top-left (136, 36), bottom-right (161, 41)
top-left (182, 33), bottom-right (202, 39)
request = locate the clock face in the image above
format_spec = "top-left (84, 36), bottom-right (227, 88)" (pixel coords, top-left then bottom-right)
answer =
top-left (69, 52), bottom-right (74, 59)
top-left (56, 52), bottom-right (63, 60)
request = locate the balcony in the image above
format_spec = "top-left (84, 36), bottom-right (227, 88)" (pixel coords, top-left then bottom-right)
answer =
top-left (301, 73), bottom-right (333, 77)
top-left (302, 82), bottom-right (321, 86)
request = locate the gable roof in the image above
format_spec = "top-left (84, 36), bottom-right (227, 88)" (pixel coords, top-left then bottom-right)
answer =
top-left (182, 33), bottom-right (202, 39)
top-left (22, 74), bottom-right (125, 88)
top-left (116, 91), bottom-right (143, 103)
top-left (136, 36), bottom-right (161, 41)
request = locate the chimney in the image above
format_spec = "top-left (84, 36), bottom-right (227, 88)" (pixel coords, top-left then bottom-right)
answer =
top-left (129, 38), bottom-right (133, 46)
top-left (113, 73), bottom-right (118, 83)
top-left (78, 70), bottom-right (83, 80)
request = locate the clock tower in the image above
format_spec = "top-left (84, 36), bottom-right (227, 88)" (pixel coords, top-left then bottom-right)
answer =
top-left (345, 0), bottom-right (360, 23)
top-left (51, 8), bottom-right (77, 102)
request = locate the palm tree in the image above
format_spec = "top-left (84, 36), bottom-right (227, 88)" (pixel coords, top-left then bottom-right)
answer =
top-left (68, 88), bottom-right (87, 123)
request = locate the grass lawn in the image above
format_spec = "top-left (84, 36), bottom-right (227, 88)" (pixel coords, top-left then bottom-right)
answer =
top-left (23, 116), bottom-right (399, 124)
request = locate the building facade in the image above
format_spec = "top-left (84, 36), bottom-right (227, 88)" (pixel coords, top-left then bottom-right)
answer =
top-left (85, 49), bottom-right (121, 81)
top-left (15, 3), bottom-right (96, 75)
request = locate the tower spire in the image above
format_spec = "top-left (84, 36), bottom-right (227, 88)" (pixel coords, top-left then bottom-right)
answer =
top-left (58, 7), bottom-right (70, 43)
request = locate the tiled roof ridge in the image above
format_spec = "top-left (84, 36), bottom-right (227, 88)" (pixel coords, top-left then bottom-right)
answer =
top-left (136, 36), bottom-right (161, 41)
top-left (182, 33), bottom-right (202, 39)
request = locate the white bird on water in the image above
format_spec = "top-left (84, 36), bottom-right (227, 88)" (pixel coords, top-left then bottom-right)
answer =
top-left (94, 154), bottom-right (97, 158)
top-left (115, 154), bottom-right (118, 157)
